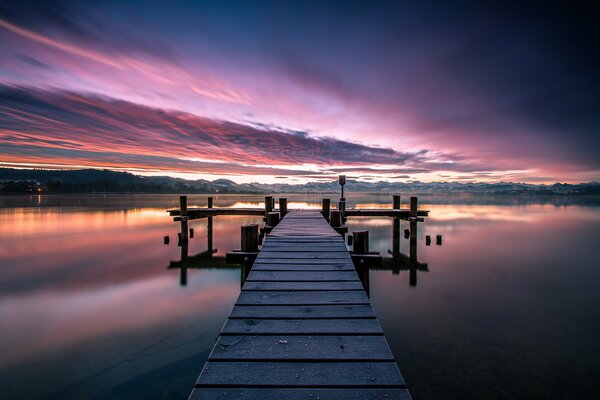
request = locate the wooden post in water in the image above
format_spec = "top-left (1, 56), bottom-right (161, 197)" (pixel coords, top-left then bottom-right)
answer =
top-left (392, 195), bottom-right (401, 259)
top-left (353, 231), bottom-right (369, 254)
top-left (207, 196), bottom-right (213, 252)
top-left (180, 195), bottom-right (188, 241)
top-left (410, 196), bottom-right (418, 264)
top-left (321, 198), bottom-right (331, 221)
top-left (267, 211), bottom-right (280, 227)
top-left (241, 224), bottom-right (259, 253)
top-left (330, 210), bottom-right (342, 228)
top-left (352, 230), bottom-right (370, 296)
top-left (264, 196), bottom-right (273, 220)
top-left (279, 198), bottom-right (288, 219)
top-left (240, 224), bottom-right (259, 282)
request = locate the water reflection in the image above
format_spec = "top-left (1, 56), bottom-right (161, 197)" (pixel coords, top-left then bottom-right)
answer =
top-left (1, 194), bottom-right (599, 400)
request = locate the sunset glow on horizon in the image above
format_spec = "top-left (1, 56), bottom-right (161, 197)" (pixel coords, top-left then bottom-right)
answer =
top-left (1, 1), bottom-right (599, 184)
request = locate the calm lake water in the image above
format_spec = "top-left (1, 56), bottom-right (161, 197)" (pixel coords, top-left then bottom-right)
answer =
top-left (1, 194), bottom-right (599, 400)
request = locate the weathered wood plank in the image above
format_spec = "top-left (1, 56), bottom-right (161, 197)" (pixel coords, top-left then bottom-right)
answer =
top-left (237, 290), bottom-right (369, 305)
top-left (249, 258), bottom-right (354, 264)
top-left (251, 263), bottom-right (355, 271)
top-left (196, 361), bottom-right (405, 387)
top-left (229, 305), bottom-right (376, 319)
top-left (210, 335), bottom-right (394, 361)
top-left (243, 281), bottom-right (363, 290)
top-left (221, 319), bottom-right (383, 335)
top-left (246, 271), bottom-right (359, 282)
top-left (189, 388), bottom-right (412, 400)
top-left (188, 210), bottom-right (411, 400)
top-left (257, 252), bottom-right (349, 258)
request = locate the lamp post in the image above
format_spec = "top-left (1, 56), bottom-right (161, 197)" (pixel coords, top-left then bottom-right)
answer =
top-left (339, 175), bottom-right (346, 198)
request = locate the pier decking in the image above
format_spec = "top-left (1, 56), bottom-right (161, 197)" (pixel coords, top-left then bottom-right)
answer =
top-left (189, 210), bottom-right (411, 400)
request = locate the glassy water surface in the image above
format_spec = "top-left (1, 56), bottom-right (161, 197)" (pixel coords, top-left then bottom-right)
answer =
top-left (1, 194), bottom-right (599, 400)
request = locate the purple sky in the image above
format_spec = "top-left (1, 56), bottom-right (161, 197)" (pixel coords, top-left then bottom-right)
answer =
top-left (1, 1), bottom-right (599, 183)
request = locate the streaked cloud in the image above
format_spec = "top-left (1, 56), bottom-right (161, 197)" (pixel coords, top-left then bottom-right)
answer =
top-left (0, 1), bottom-right (598, 183)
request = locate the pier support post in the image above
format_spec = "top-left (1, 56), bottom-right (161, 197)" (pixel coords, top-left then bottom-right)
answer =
top-left (321, 198), bottom-right (331, 221)
top-left (264, 196), bottom-right (273, 221)
top-left (241, 224), bottom-right (259, 253)
top-left (392, 195), bottom-right (401, 259)
top-left (179, 195), bottom-right (188, 242)
top-left (329, 210), bottom-right (347, 235)
top-left (267, 211), bottom-right (280, 228)
top-left (207, 196), bottom-right (213, 252)
top-left (279, 198), bottom-right (288, 219)
top-left (353, 231), bottom-right (369, 254)
top-left (330, 210), bottom-right (342, 228)
top-left (351, 230), bottom-right (371, 296)
top-left (410, 196), bottom-right (418, 264)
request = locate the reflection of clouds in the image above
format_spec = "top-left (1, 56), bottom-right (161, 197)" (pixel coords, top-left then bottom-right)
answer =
top-left (0, 274), bottom-right (238, 368)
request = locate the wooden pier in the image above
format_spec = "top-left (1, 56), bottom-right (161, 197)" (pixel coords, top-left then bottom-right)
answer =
top-left (188, 210), bottom-right (411, 400)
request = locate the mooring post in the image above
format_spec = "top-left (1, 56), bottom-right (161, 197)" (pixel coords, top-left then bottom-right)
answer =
top-left (392, 195), bottom-right (401, 259)
top-left (180, 195), bottom-right (188, 241)
top-left (330, 210), bottom-right (342, 228)
top-left (322, 198), bottom-right (331, 221)
top-left (279, 198), bottom-right (288, 219)
top-left (267, 211), bottom-right (280, 228)
top-left (353, 231), bottom-right (369, 254)
top-left (207, 196), bottom-right (213, 251)
top-left (240, 224), bottom-right (259, 282)
top-left (264, 196), bottom-right (273, 220)
top-left (410, 196), bottom-right (418, 263)
top-left (241, 224), bottom-right (259, 253)
top-left (352, 230), bottom-right (370, 296)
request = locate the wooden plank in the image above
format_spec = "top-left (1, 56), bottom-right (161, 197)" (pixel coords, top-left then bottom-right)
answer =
top-left (209, 335), bottom-right (394, 361)
top-left (221, 319), bottom-right (383, 335)
top-left (196, 361), bottom-right (405, 387)
top-left (246, 271), bottom-right (359, 282)
top-left (243, 281), bottom-right (363, 291)
top-left (229, 305), bottom-right (376, 319)
top-left (257, 252), bottom-right (349, 259)
top-left (251, 263), bottom-right (355, 271)
top-left (250, 258), bottom-right (354, 264)
top-left (236, 291), bottom-right (369, 305)
top-left (188, 210), bottom-right (412, 400)
top-left (190, 388), bottom-right (412, 400)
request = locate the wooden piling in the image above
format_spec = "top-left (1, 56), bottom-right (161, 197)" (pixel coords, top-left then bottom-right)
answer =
top-left (179, 195), bottom-right (188, 241)
top-left (330, 210), bottom-right (343, 227)
top-left (189, 228), bottom-right (194, 238)
top-left (241, 224), bottom-right (259, 253)
top-left (279, 198), bottom-right (288, 219)
top-left (436, 235), bottom-right (442, 245)
top-left (264, 196), bottom-right (273, 219)
top-left (409, 197), bottom-right (418, 263)
top-left (207, 196), bottom-right (213, 251)
top-left (410, 196), bottom-right (418, 218)
top-left (426, 235), bottom-right (431, 246)
top-left (392, 195), bottom-right (401, 258)
top-left (163, 235), bottom-right (169, 244)
top-left (267, 211), bottom-right (280, 227)
top-left (321, 198), bottom-right (331, 221)
top-left (353, 231), bottom-right (369, 254)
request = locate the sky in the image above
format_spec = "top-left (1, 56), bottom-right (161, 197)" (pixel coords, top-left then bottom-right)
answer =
top-left (0, 0), bottom-right (599, 184)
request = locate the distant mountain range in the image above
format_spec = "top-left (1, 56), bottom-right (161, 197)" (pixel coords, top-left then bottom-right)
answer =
top-left (1, 168), bottom-right (599, 196)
